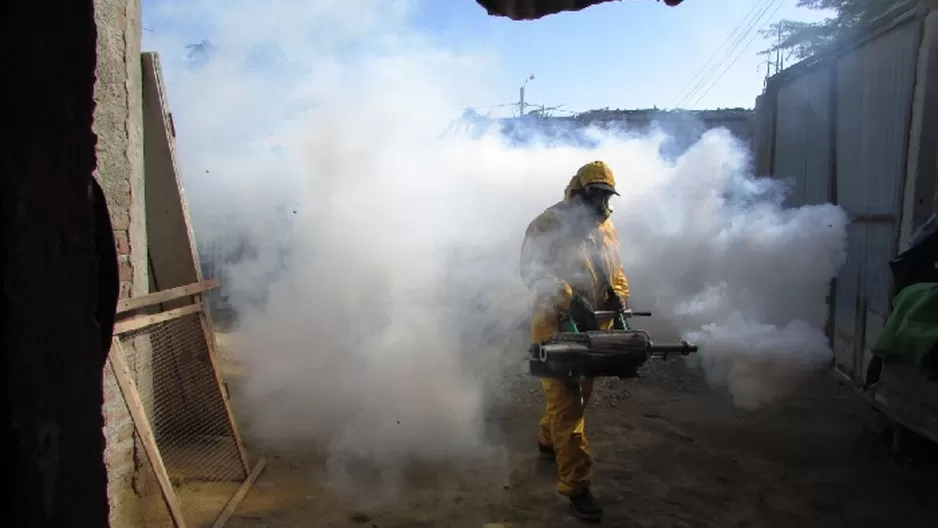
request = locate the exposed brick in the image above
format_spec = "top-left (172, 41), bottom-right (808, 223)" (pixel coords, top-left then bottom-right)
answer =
top-left (94, 0), bottom-right (146, 524)
top-left (107, 474), bottom-right (136, 508)
top-left (103, 384), bottom-right (117, 403)
top-left (115, 420), bottom-right (134, 442)
top-left (105, 439), bottom-right (136, 468)
top-left (103, 377), bottom-right (119, 401)
top-left (118, 281), bottom-right (133, 300)
top-left (104, 406), bottom-right (130, 426)
top-left (102, 366), bottom-right (136, 483)
top-left (114, 229), bottom-right (130, 254)
top-left (104, 183), bottom-right (131, 209)
top-left (103, 397), bottom-right (124, 417)
top-left (109, 207), bottom-right (130, 230)
top-left (103, 400), bottom-right (129, 425)
top-left (118, 255), bottom-right (132, 282)
top-left (105, 449), bottom-right (133, 470)
top-left (102, 408), bottom-right (133, 444)
top-left (102, 375), bottom-right (120, 395)
top-left (108, 478), bottom-right (130, 504)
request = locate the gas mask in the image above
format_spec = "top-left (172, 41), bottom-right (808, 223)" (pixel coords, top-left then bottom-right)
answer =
top-left (582, 185), bottom-right (614, 221)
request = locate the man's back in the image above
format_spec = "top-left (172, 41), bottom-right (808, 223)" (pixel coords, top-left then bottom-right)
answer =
top-left (522, 201), bottom-right (623, 309)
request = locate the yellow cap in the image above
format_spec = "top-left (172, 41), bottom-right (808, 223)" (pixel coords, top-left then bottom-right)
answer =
top-left (575, 161), bottom-right (618, 195)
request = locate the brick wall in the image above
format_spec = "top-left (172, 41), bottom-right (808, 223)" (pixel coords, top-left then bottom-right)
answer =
top-left (92, 0), bottom-right (146, 525)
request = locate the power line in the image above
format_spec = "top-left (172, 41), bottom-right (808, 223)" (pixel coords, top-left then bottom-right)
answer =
top-left (669, 0), bottom-right (774, 108)
top-left (685, 0), bottom-right (787, 109)
top-left (674, 0), bottom-right (782, 109)
top-left (669, 0), bottom-right (770, 107)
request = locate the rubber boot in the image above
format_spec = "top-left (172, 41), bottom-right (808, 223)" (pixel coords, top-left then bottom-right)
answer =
top-left (569, 489), bottom-right (603, 523)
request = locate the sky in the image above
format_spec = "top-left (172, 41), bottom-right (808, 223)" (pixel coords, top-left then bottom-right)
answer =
top-left (143, 0), bottom-right (832, 115)
top-left (410, 0), bottom-right (834, 113)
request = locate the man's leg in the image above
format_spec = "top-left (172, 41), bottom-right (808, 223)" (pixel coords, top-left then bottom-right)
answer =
top-left (537, 401), bottom-right (556, 460)
top-left (581, 378), bottom-right (595, 407)
top-left (540, 378), bottom-right (602, 521)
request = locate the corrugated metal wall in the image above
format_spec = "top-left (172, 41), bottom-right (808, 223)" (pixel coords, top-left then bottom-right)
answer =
top-left (755, 10), bottom-right (926, 384)
top-left (833, 19), bottom-right (922, 379)
top-left (774, 68), bottom-right (832, 206)
top-left (753, 94), bottom-right (775, 177)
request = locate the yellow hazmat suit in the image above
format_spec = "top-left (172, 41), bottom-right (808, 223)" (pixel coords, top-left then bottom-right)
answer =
top-left (519, 160), bottom-right (629, 497)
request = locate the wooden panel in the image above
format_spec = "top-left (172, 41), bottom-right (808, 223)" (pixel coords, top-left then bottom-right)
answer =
top-left (117, 279), bottom-right (219, 314)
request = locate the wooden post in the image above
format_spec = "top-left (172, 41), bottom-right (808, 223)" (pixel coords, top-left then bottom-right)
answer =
top-left (211, 458), bottom-right (267, 528)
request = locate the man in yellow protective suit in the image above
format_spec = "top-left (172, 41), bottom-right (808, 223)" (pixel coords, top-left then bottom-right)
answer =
top-left (519, 160), bottom-right (630, 522)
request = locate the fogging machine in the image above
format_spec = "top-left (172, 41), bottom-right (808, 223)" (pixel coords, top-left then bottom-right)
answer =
top-left (527, 309), bottom-right (698, 381)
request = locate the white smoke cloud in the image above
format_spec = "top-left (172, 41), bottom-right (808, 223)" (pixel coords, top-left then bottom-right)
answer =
top-left (143, 0), bottom-right (848, 501)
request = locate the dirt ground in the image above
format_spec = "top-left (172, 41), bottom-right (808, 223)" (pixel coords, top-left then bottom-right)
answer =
top-left (215, 355), bottom-right (938, 528)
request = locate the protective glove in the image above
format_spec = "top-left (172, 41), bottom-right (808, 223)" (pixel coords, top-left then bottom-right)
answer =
top-left (568, 293), bottom-right (599, 331)
top-left (606, 293), bottom-right (628, 313)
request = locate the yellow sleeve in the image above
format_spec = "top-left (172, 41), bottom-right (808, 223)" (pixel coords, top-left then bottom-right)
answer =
top-left (611, 263), bottom-right (630, 300)
top-left (603, 222), bottom-right (630, 299)
top-left (520, 209), bottom-right (574, 308)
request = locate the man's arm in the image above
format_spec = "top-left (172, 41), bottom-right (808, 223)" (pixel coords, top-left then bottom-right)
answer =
top-left (520, 210), bottom-right (574, 309)
top-left (603, 223), bottom-right (630, 305)
top-left (610, 265), bottom-right (630, 303)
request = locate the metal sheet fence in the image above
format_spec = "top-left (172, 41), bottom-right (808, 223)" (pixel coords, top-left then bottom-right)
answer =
top-left (756, 5), bottom-right (928, 384)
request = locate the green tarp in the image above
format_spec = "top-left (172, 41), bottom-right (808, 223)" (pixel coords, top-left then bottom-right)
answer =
top-left (872, 282), bottom-right (938, 378)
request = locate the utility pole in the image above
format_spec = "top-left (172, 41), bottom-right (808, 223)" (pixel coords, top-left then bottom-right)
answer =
top-left (760, 23), bottom-right (786, 90)
top-left (519, 74), bottom-right (534, 116)
top-left (759, 59), bottom-right (775, 89)
top-left (775, 23), bottom-right (784, 73)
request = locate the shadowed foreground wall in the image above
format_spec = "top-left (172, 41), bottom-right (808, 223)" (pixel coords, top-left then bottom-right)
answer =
top-left (1, 0), bottom-right (111, 525)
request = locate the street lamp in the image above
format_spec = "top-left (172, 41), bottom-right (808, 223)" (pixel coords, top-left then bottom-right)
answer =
top-left (519, 74), bottom-right (535, 116)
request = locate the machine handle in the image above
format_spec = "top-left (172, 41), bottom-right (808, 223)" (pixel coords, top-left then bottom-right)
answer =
top-left (594, 310), bottom-right (652, 318)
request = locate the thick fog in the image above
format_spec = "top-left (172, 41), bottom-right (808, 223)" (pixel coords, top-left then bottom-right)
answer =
top-left (142, 0), bottom-right (848, 501)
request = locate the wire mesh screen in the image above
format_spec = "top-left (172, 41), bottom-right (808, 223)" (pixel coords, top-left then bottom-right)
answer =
top-left (118, 309), bottom-right (247, 524)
